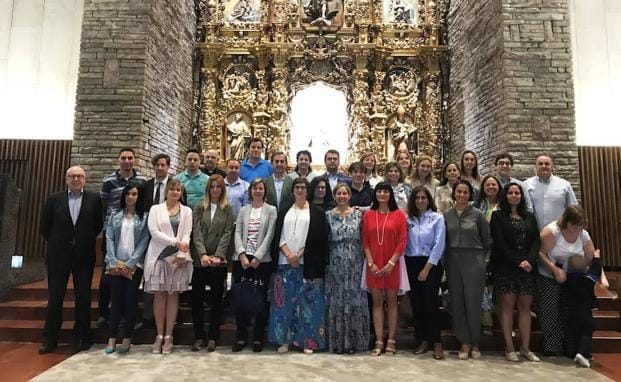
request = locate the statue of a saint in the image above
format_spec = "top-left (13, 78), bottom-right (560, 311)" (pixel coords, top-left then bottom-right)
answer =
top-left (386, 106), bottom-right (416, 160)
top-left (227, 113), bottom-right (251, 160)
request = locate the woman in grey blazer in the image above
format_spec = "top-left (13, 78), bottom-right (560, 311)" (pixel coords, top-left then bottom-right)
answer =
top-left (232, 178), bottom-right (277, 352)
top-left (190, 174), bottom-right (235, 352)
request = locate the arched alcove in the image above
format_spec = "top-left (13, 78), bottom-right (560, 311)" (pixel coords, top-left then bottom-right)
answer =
top-left (289, 82), bottom-right (349, 165)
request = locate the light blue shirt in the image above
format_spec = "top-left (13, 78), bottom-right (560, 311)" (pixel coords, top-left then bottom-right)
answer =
top-left (174, 170), bottom-right (208, 209)
top-left (498, 176), bottom-right (533, 212)
top-left (225, 177), bottom-right (249, 217)
top-left (67, 189), bottom-right (83, 226)
top-left (274, 177), bottom-right (284, 208)
top-left (525, 174), bottom-right (578, 230)
top-left (405, 210), bottom-right (446, 265)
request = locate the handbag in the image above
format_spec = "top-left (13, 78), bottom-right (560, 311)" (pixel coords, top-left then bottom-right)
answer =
top-left (232, 269), bottom-right (266, 315)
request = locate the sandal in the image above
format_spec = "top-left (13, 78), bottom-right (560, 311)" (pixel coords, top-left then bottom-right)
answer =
top-left (369, 341), bottom-right (383, 356)
top-left (162, 335), bottom-right (173, 354)
top-left (385, 339), bottom-right (396, 356)
top-left (152, 334), bottom-right (164, 354)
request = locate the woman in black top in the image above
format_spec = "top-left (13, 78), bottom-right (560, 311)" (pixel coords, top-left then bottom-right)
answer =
top-left (309, 176), bottom-right (336, 211)
top-left (490, 182), bottom-right (540, 363)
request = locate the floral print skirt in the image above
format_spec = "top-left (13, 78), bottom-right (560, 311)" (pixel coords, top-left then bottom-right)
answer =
top-left (268, 264), bottom-right (326, 350)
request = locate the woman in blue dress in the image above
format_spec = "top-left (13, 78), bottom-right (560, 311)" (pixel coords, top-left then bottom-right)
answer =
top-left (325, 183), bottom-right (370, 354)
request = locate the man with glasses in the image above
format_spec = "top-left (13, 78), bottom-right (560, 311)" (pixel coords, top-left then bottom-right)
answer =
top-left (525, 154), bottom-right (577, 230)
top-left (494, 152), bottom-right (533, 212)
top-left (39, 166), bottom-right (103, 354)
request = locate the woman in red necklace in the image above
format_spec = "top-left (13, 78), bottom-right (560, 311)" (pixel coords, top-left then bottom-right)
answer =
top-left (362, 182), bottom-right (407, 356)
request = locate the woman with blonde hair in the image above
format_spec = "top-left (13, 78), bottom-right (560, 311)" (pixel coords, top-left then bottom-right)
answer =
top-left (190, 174), bottom-right (235, 352)
top-left (411, 155), bottom-right (440, 197)
top-left (144, 179), bottom-right (193, 354)
top-left (360, 151), bottom-right (383, 189)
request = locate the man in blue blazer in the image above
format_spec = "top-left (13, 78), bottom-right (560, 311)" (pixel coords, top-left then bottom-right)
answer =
top-left (39, 166), bottom-right (103, 354)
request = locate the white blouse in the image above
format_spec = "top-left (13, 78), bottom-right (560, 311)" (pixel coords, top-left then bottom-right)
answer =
top-left (278, 205), bottom-right (310, 265)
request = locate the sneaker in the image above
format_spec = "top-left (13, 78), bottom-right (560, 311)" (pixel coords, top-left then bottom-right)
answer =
top-left (277, 344), bottom-right (289, 353)
top-left (574, 353), bottom-right (591, 368)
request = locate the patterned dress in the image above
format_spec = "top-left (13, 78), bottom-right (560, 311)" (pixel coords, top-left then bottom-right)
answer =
top-left (325, 210), bottom-right (370, 353)
top-left (495, 217), bottom-right (536, 295)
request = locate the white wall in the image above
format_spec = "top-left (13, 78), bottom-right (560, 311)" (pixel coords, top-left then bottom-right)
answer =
top-left (0, 0), bottom-right (83, 139)
top-left (571, 0), bottom-right (621, 146)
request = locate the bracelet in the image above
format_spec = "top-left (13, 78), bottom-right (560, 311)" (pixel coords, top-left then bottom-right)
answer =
top-left (388, 260), bottom-right (396, 267)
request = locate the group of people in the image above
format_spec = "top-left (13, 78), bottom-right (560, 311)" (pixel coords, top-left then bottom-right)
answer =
top-left (39, 141), bottom-right (603, 368)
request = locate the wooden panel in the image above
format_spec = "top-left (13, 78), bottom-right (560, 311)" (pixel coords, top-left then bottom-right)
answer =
top-left (0, 140), bottom-right (72, 260)
top-left (579, 147), bottom-right (621, 268)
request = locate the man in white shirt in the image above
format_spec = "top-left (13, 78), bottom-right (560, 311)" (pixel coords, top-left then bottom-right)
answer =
top-left (525, 154), bottom-right (578, 230)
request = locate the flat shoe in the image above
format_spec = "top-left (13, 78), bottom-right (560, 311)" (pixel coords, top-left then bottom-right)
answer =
top-left (232, 341), bottom-right (246, 353)
top-left (471, 350), bottom-right (482, 359)
top-left (414, 344), bottom-right (429, 355)
top-left (104, 346), bottom-right (116, 355)
top-left (458, 351), bottom-right (469, 360)
top-left (206, 340), bottom-right (216, 352)
top-left (277, 344), bottom-right (289, 353)
top-left (191, 339), bottom-right (204, 352)
top-left (520, 349), bottom-right (540, 362)
top-left (505, 351), bottom-right (520, 362)
top-left (252, 342), bottom-right (263, 353)
top-left (303, 348), bottom-right (314, 355)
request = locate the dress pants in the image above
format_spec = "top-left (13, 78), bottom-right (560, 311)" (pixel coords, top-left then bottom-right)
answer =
top-left (445, 248), bottom-right (486, 346)
top-left (405, 256), bottom-right (443, 344)
top-left (43, 250), bottom-right (94, 343)
top-left (191, 266), bottom-right (227, 341)
top-left (232, 260), bottom-right (272, 343)
top-left (98, 237), bottom-right (111, 320)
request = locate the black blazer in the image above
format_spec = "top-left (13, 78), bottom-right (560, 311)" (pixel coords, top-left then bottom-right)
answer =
top-left (141, 177), bottom-right (187, 212)
top-left (490, 209), bottom-right (539, 275)
top-left (272, 203), bottom-right (329, 279)
top-left (40, 190), bottom-right (103, 271)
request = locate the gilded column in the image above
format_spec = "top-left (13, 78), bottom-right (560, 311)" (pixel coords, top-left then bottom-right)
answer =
top-left (349, 69), bottom-right (370, 161)
top-left (268, 68), bottom-right (289, 154)
top-left (199, 68), bottom-right (221, 151)
top-left (423, 72), bottom-right (441, 161)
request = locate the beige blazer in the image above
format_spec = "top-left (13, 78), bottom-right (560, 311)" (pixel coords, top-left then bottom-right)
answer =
top-left (143, 203), bottom-right (193, 283)
top-left (234, 203), bottom-right (277, 263)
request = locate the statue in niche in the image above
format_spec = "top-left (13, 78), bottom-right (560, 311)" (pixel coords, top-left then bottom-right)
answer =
top-left (383, 0), bottom-right (415, 24)
top-left (227, 112), bottom-right (252, 160)
top-left (386, 106), bottom-right (417, 160)
top-left (225, 0), bottom-right (260, 23)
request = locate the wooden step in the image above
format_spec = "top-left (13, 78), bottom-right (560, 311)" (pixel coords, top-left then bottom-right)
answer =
top-left (594, 310), bottom-right (621, 331)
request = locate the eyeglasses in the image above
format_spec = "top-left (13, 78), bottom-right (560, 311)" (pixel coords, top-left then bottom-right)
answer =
top-left (66, 174), bottom-right (85, 179)
top-left (497, 161), bottom-right (512, 167)
top-left (294, 185), bottom-right (307, 190)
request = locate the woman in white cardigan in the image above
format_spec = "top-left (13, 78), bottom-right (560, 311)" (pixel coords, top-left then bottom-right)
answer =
top-left (143, 180), bottom-right (193, 354)
top-left (232, 178), bottom-right (277, 352)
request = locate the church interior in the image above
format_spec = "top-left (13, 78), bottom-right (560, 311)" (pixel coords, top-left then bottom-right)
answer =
top-left (0, 0), bottom-right (621, 380)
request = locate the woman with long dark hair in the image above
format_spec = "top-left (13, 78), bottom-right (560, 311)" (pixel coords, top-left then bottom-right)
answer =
top-left (460, 150), bottom-right (482, 200)
top-left (288, 150), bottom-right (317, 182)
top-left (309, 176), bottom-right (336, 211)
top-left (104, 183), bottom-right (150, 354)
top-left (491, 183), bottom-right (540, 362)
top-left (363, 182), bottom-right (408, 356)
top-left (405, 186), bottom-right (446, 360)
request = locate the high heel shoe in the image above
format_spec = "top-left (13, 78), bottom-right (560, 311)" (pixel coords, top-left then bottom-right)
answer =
top-left (152, 334), bottom-right (164, 354)
top-left (162, 335), bottom-right (173, 354)
top-left (385, 339), bottom-right (396, 355)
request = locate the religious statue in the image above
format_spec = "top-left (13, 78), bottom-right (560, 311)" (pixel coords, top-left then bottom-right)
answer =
top-left (230, 0), bottom-right (253, 22)
top-left (227, 112), bottom-right (252, 159)
top-left (387, 70), bottom-right (418, 99)
top-left (222, 71), bottom-right (252, 99)
top-left (386, 106), bottom-right (417, 160)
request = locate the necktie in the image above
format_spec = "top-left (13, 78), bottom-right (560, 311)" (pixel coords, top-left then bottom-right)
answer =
top-left (154, 181), bottom-right (162, 204)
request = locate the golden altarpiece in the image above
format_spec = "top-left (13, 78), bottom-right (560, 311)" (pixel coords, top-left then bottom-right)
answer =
top-left (194, 0), bottom-right (449, 166)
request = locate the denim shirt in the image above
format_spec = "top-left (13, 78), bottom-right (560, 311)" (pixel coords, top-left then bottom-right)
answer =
top-left (105, 210), bottom-right (150, 269)
top-left (405, 210), bottom-right (446, 265)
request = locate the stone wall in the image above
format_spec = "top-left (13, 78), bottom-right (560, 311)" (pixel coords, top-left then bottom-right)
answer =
top-left (72, 0), bottom-right (195, 189)
top-left (448, 0), bottom-right (580, 194)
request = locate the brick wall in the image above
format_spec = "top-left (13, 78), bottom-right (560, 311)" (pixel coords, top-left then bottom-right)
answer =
top-left (448, 0), bottom-right (580, 195)
top-left (72, 0), bottom-right (195, 190)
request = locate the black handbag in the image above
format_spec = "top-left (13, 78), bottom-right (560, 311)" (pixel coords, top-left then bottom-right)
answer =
top-left (232, 269), bottom-right (267, 314)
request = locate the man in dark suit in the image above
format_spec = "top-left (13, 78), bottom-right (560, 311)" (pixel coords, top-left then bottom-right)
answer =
top-left (39, 166), bottom-right (103, 354)
top-left (265, 151), bottom-right (293, 213)
top-left (201, 148), bottom-right (227, 178)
